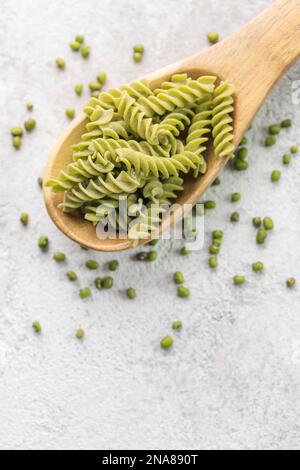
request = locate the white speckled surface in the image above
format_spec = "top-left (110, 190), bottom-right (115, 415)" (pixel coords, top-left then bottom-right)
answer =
top-left (0, 0), bottom-right (300, 451)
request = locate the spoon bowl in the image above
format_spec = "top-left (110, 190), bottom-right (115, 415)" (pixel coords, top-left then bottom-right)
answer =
top-left (44, 0), bottom-right (300, 251)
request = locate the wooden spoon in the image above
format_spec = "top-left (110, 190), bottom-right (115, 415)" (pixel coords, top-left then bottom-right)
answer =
top-left (44, 0), bottom-right (300, 251)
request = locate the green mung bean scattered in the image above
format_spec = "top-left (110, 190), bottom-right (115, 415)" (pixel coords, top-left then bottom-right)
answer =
top-left (127, 288), bottom-right (137, 300)
top-left (207, 32), bottom-right (219, 44)
top-left (53, 252), bottom-right (66, 262)
top-left (66, 108), bottom-right (75, 120)
top-left (271, 170), bottom-right (281, 182)
top-left (89, 81), bottom-right (102, 92)
top-left (109, 260), bottom-right (119, 271)
top-left (80, 44), bottom-right (90, 58)
top-left (233, 275), bottom-right (246, 286)
top-left (67, 271), bottom-right (77, 282)
top-left (56, 58), bottom-right (66, 69)
top-left (172, 321), bottom-right (183, 331)
top-left (252, 262), bottom-right (264, 272)
top-left (287, 278), bottom-right (296, 289)
top-left (149, 239), bottom-right (159, 246)
top-left (263, 217), bottom-right (274, 231)
top-left (209, 245), bottom-right (220, 255)
top-left (86, 260), bottom-right (99, 270)
top-left (160, 336), bottom-right (174, 350)
top-left (97, 71), bottom-right (107, 84)
top-left (38, 235), bottom-right (49, 251)
top-left (212, 238), bottom-right (222, 248)
top-left (237, 147), bottom-right (248, 160)
top-left (133, 52), bottom-right (143, 63)
top-left (70, 40), bottom-right (81, 51)
top-left (76, 328), bottom-right (85, 339)
top-left (268, 124), bottom-right (281, 135)
top-left (25, 118), bottom-right (36, 132)
top-left (212, 177), bottom-right (221, 186)
top-left (10, 126), bottom-right (23, 137)
top-left (80, 288), bottom-right (91, 299)
top-left (204, 200), bottom-right (216, 210)
top-left (94, 278), bottom-right (102, 290)
top-left (257, 228), bottom-right (267, 245)
top-left (75, 35), bottom-right (84, 44)
top-left (253, 217), bottom-right (262, 228)
top-left (233, 159), bottom-right (249, 171)
top-left (177, 286), bottom-right (190, 298)
top-left (101, 276), bottom-right (114, 289)
top-left (265, 136), bottom-right (277, 147)
top-left (231, 193), bottom-right (241, 203)
top-left (174, 272), bottom-right (184, 285)
top-left (20, 213), bottom-right (29, 226)
top-left (26, 102), bottom-right (34, 111)
top-left (75, 83), bottom-right (83, 96)
top-left (13, 136), bottom-right (22, 149)
top-left (180, 246), bottom-right (190, 256)
top-left (283, 154), bottom-right (291, 165)
top-left (281, 119), bottom-right (292, 128)
top-left (147, 251), bottom-right (158, 262)
top-left (291, 146), bottom-right (298, 154)
top-left (209, 256), bottom-right (218, 269)
top-left (133, 44), bottom-right (145, 53)
top-left (213, 230), bottom-right (223, 240)
top-left (32, 321), bottom-right (41, 333)
top-left (240, 137), bottom-right (248, 146)
top-left (231, 212), bottom-right (240, 223)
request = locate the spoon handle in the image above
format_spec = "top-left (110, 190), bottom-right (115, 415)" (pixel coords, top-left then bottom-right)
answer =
top-left (225, 0), bottom-right (300, 79)
top-left (190, 0), bottom-right (300, 140)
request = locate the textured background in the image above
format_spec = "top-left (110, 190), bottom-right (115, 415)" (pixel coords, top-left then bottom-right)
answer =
top-left (0, 0), bottom-right (300, 451)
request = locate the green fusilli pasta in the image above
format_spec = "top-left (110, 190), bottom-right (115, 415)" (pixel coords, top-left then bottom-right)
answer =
top-left (91, 137), bottom-right (171, 159)
top-left (128, 203), bottom-right (164, 244)
top-left (142, 177), bottom-right (184, 204)
top-left (59, 172), bottom-right (145, 212)
top-left (47, 73), bottom-right (235, 243)
top-left (137, 76), bottom-right (216, 117)
top-left (115, 92), bottom-right (160, 144)
top-left (84, 79), bottom-right (153, 116)
top-left (157, 107), bottom-right (196, 143)
top-left (116, 148), bottom-right (204, 179)
top-left (185, 98), bottom-right (212, 176)
top-left (212, 81), bottom-right (235, 158)
top-left (46, 152), bottom-right (115, 192)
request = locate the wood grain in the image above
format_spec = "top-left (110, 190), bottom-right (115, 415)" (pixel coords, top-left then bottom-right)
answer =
top-left (44, 0), bottom-right (300, 252)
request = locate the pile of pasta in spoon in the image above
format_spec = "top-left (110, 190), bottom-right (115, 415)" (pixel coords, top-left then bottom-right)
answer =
top-left (46, 73), bottom-right (235, 241)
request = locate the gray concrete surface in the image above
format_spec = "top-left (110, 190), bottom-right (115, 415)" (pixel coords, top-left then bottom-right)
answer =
top-left (0, 0), bottom-right (300, 450)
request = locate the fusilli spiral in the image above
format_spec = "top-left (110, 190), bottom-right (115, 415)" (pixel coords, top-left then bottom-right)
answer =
top-left (137, 76), bottom-right (216, 117)
top-left (128, 204), bottom-right (164, 243)
top-left (212, 81), bottom-right (235, 159)
top-left (84, 79), bottom-right (153, 115)
top-left (90, 137), bottom-right (171, 159)
top-left (115, 92), bottom-right (160, 144)
top-left (116, 148), bottom-right (205, 179)
top-left (45, 152), bottom-right (115, 192)
top-left (157, 107), bottom-right (195, 143)
top-left (185, 98), bottom-right (212, 176)
top-left (142, 177), bottom-right (184, 204)
top-left (58, 172), bottom-right (145, 212)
